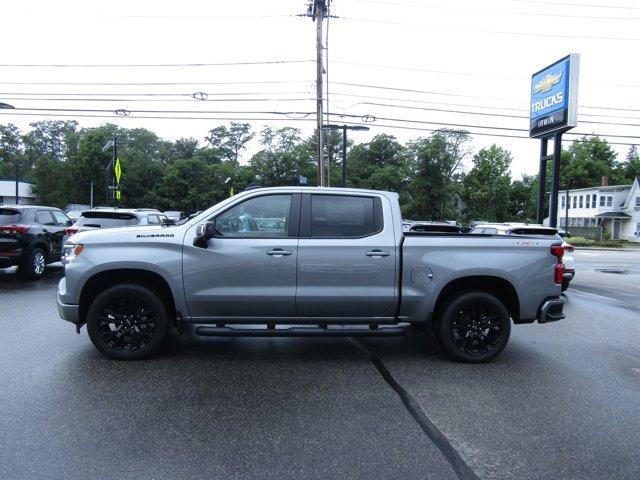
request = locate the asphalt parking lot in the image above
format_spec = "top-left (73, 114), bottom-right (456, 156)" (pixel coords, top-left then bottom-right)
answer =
top-left (1, 250), bottom-right (640, 480)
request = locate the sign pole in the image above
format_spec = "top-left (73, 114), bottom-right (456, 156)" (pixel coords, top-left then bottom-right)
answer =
top-left (548, 132), bottom-right (563, 228)
top-left (536, 138), bottom-right (549, 224)
top-left (530, 53), bottom-right (579, 227)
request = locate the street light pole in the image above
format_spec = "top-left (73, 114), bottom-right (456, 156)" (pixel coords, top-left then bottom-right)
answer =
top-left (322, 124), bottom-right (369, 187)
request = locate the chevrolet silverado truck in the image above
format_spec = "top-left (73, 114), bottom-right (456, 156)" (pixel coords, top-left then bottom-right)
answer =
top-left (57, 187), bottom-right (566, 363)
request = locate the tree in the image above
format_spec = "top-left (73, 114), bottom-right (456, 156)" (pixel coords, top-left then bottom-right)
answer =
top-left (0, 123), bottom-right (24, 180)
top-left (24, 121), bottom-right (79, 207)
top-left (620, 144), bottom-right (640, 183)
top-left (558, 136), bottom-right (619, 188)
top-left (249, 127), bottom-right (315, 186)
top-left (463, 145), bottom-right (512, 222)
top-left (406, 129), bottom-right (471, 220)
top-left (508, 174), bottom-right (537, 221)
top-left (205, 122), bottom-right (254, 164)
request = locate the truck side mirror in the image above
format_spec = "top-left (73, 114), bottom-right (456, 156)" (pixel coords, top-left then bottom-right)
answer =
top-left (194, 221), bottom-right (219, 247)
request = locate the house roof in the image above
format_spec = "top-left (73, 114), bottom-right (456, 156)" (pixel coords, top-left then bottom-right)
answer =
top-left (595, 212), bottom-right (631, 219)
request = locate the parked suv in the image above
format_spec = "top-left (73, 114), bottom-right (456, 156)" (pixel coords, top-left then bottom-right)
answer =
top-left (64, 208), bottom-right (169, 239)
top-left (0, 205), bottom-right (71, 279)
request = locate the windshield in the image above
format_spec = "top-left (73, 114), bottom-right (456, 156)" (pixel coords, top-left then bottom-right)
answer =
top-left (75, 211), bottom-right (139, 228)
top-left (0, 209), bottom-right (21, 225)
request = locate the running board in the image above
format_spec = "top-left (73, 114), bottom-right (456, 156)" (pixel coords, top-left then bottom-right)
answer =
top-left (195, 325), bottom-right (408, 338)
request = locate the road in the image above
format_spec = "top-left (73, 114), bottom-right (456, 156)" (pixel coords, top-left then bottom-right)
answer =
top-left (570, 248), bottom-right (640, 307)
top-left (1, 261), bottom-right (639, 480)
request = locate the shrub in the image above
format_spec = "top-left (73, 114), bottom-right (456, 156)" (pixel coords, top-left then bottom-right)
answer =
top-left (566, 236), bottom-right (595, 246)
top-left (602, 230), bottom-right (612, 241)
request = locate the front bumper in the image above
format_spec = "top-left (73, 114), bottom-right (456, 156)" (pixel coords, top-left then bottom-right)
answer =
top-left (57, 277), bottom-right (80, 324)
top-left (537, 296), bottom-right (566, 323)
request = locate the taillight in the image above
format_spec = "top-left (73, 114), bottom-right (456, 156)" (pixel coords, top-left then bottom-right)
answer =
top-left (64, 227), bottom-right (79, 236)
top-left (0, 225), bottom-right (29, 234)
top-left (551, 244), bottom-right (564, 284)
top-left (563, 244), bottom-right (574, 253)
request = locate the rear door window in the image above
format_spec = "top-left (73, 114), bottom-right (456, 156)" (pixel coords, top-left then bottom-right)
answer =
top-left (310, 195), bottom-right (381, 238)
top-left (52, 210), bottom-right (71, 226)
top-left (0, 208), bottom-right (21, 225)
top-left (35, 210), bottom-right (56, 226)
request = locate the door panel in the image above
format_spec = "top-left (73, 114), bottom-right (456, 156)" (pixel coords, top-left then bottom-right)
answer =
top-left (182, 193), bottom-right (299, 320)
top-left (296, 194), bottom-right (397, 318)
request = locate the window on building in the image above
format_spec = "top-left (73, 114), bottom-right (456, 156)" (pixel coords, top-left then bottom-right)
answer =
top-left (579, 196), bottom-right (583, 208)
top-left (572, 196), bottom-right (577, 208)
top-left (635, 196), bottom-right (640, 208)
top-left (606, 196), bottom-right (613, 207)
top-left (585, 194), bottom-right (590, 207)
top-left (561, 196), bottom-right (566, 208)
top-left (600, 195), bottom-right (605, 207)
top-left (592, 195), bottom-right (597, 208)
top-left (636, 222), bottom-right (640, 236)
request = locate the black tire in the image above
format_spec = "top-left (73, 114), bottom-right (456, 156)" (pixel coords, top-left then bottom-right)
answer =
top-left (561, 279), bottom-right (569, 292)
top-left (86, 284), bottom-right (170, 360)
top-left (17, 247), bottom-right (47, 280)
top-left (436, 291), bottom-right (511, 363)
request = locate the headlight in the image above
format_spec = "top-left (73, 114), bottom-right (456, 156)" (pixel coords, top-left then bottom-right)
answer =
top-left (62, 243), bottom-right (84, 264)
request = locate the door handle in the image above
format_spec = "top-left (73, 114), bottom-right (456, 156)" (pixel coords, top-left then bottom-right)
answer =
top-left (266, 249), bottom-right (293, 257)
top-left (365, 250), bottom-right (391, 257)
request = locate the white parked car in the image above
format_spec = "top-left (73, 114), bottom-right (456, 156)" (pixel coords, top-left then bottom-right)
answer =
top-left (470, 223), bottom-right (575, 292)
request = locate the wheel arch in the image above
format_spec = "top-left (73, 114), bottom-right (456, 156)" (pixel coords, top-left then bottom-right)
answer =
top-left (433, 275), bottom-right (520, 324)
top-left (79, 269), bottom-right (177, 325)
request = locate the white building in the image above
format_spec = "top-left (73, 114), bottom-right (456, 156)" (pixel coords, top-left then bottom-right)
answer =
top-left (555, 176), bottom-right (640, 242)
top-left (0, 180), bottom-right (36, 205)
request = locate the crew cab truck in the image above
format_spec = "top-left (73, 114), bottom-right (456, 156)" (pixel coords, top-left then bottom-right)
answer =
top-left (57, 187), bottom-right (566, 363)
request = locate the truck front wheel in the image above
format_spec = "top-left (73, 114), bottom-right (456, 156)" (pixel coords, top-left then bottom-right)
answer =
top-left (436, 291), bottom-right (511, 363)
top-left (86, 284), bottom-right (170, 360)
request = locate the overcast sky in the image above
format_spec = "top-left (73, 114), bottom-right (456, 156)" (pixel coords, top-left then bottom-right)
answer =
top-left (1, 0), bottom-right (639, 179)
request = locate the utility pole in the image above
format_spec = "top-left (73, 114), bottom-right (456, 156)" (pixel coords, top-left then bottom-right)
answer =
top-left (310, 0), bottom-right (328, 186)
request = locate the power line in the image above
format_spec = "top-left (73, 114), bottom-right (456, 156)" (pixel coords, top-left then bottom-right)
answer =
top-left (2, 110), bottom-right (636, 146)
top-left (341, 16), bottom-right (640, 41)
top-left (334, 60), bottom-right (640, 89)
top-left (332, 81), bottom-right (640, 113)
top-left (511, 0), bottom-right (640, 10)
top-left (0, 80), bottom-right (312, 86)
top-left (344, 0), bottom-right (640, 21)
top-left (5, 106), bottom-right (637, 140)
top-left (0, 59), bottom-right (315, 68)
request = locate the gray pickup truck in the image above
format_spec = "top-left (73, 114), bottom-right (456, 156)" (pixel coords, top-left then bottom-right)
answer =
top-left (57, 187), bottom-right (566, 363)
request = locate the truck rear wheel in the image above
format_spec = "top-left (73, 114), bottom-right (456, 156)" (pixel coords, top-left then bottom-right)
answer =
top-left (436, 291), bottom-right (511, 363)
top-left (86, 284), bottom-right (170, 360)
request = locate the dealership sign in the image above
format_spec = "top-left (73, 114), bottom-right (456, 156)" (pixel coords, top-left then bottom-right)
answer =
top-left (529, 53), bottom-right (580, 138)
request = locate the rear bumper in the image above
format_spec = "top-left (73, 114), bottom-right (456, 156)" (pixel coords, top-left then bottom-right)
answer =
top-left (57, 277), bottom-right (80, 324)
top-left (0, 252), bottom-right (25, 268)
top-left (537, 296), bottom-right (566, 323)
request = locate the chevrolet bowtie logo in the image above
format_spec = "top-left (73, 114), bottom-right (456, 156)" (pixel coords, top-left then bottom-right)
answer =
top-left (533, 72), bottom-right (562, 94)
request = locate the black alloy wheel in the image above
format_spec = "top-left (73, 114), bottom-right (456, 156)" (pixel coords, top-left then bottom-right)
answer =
top-left (87, 284), bottom-right (169, 360)
top-left (437, 291), bottom-right (511, 363)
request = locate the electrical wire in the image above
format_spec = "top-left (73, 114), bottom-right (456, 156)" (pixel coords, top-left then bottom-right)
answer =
top-left (2, 110), bottom-right (636, 146)
top-left (341, 16), bottom-right (640, 41)
top-left (0, 60), bottom-right (315, 68)
top-left (511, 0), bottom-right (640, 11)
top-left (343, 0), bottom-right (640, 21)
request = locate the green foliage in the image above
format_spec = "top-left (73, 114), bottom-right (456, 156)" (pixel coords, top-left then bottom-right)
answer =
top-left (462, 145), bottom-right (512, 222)
top-left (566, 236), bottom-right (595, 246)
top-left (601, 230), bottom-right (612, 241)
top-left (6, 119), bottom-right (633, 223)
top-left (405, 130), bottom-right (471, 220)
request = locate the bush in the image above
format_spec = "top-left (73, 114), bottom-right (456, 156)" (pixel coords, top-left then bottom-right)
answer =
top-left (566, 236), bottom-right (595, 246)
top-left (602, 230), bottom-right (612, 241)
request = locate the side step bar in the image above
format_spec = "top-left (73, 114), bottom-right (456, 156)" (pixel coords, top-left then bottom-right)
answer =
top-left (195, 325), bottom-right (408, 338)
